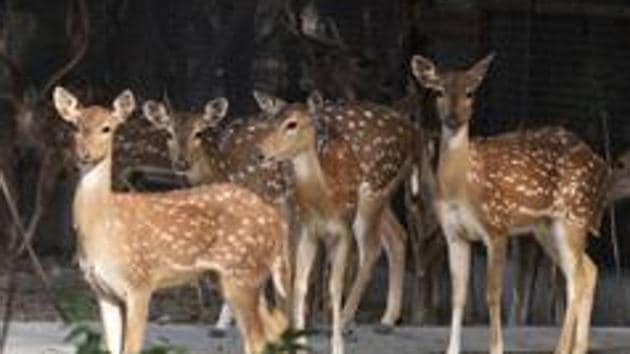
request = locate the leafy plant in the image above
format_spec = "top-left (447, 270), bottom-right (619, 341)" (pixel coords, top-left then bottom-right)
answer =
top-left (59, 289), bottom-right (187, 354)
top-left (264, 329), bottom-right (313, 354)
top-left (64, 324), bottom-right (107, 354)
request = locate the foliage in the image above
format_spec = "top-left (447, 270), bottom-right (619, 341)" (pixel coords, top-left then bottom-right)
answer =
top-left (264, 329), bottom-right (313, 354)
top-left (59, 289), bottom-right (187, 354)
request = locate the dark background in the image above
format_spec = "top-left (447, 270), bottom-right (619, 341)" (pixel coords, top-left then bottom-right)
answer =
top-left (0, 0), bottom-right (629, 326)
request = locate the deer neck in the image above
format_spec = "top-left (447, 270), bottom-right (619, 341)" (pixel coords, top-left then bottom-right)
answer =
top-left (291, 147), bottom-right (334, 217)
top-left (189, 154), bottom-right (220, 184)
top-left (192, 144), bottom-right (228, 184)
top-left (73, 146), bottom-right (116, 251)
top-left (437, 124), bottom-right (473, 201)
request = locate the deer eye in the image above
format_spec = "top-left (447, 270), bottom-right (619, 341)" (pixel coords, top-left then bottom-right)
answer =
top-left (284, 120), bottom-right (298, 132)
top-left (465, 90), bottom-right (474, 99)
top-left (101, 126), bottom-right (111, 134)
top-left (435, 89), bottom-right (445, 98)
top-left (194, 131), bottom-right (204, 140)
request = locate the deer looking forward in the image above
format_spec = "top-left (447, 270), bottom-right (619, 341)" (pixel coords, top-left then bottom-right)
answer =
top-left (141, 97), bottom-right (291, 333)
top-left (256, 91), bottom-right (419, 354)
top-left (411, 54), bottom-right (609, 354)
top-left (53, 87), bottom-right (289, 354)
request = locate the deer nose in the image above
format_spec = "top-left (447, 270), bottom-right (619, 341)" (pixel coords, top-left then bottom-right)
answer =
top-left (77, 150), bottom-right (91, 162)
top-left (444, 115), bottom-right (460, 130)
top-left (257, 152), bottom-right (275, 167)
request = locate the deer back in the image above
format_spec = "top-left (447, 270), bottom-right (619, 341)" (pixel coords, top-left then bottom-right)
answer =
top-left (108, 183), bottom-right (287, 289)
top-left (469, 126), bottom-right (609, 235)
top-left (218, 115), bottom-right (291, 205)
top-left (318, 101), bottom-right (419, 193)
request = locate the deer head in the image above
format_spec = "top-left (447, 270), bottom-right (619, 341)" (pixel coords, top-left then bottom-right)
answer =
top-left (256, 91), bottom-right (323, 164)
top-left (53, 86), bottom-right (136, 167)
top-left (411, 54), bottom-right (494, 131)
top-left (142, 97), bottom-right (228, 174)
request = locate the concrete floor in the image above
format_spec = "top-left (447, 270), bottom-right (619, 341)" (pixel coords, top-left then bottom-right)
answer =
top-left (3, 322), bottom-right (630, 354)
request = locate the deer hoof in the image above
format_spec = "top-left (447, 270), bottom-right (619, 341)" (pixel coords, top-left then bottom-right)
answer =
top-left (208, 328), bottom-right (227, 338)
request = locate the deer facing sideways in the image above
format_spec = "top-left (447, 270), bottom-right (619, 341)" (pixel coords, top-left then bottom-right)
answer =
top-left (411, 54), bottom-right (609, 354)
top-left (141, 97), bottom-right (292, 333)
top-left (256, 91), bottom-right (419, 354)
top-left (254, 91), bottom-right (410, 332)
top-left (142, 93), bottom-right (409, 334)
top-left (53, 87), bottom-right (289, 354)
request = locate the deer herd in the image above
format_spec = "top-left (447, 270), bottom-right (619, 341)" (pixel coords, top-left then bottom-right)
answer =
top-left (43, 51), bottom-right (626, 354)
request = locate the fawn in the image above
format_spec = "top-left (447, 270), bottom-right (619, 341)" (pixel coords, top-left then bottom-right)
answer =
top-left (256, 90), bottom-right (420, 354)
top-left (411, 54), bottom-right (609, 354)
top-left (53, 86), bottom-right (289, 354)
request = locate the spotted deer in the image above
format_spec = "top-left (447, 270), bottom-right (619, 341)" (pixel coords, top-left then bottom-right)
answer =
top-left (255, 93), bottom-right (411, 334)
top-left (52, 86), bottom-right (289, 354)
top-left (141, 97), bottom-right (291, 332)
top-left (256, 90), bottom-right (419, 354)
top-left (142, 95), bottom-right (408, 333)
top-left (411, 54), bottom-right (609, 354)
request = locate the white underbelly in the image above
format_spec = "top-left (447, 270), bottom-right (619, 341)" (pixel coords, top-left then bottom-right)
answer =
top-left (437, 200), bottom-right (489, 243)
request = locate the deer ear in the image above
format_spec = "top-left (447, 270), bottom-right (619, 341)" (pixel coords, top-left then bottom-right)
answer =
top-left (306, 90), bottom-right (324, 115)
top-left (142, 100), bottom-right (170, 128)
top-left (53, 86), bottom-right (80, 124)
top-left (411, 55), bottom-right (443, 91)
top-left (202, 97), bottom-right (229, 126)
top-left (113, 89), bottom-right (136, 122)
top-left (466, 53), bottom-right (495, 91)
top-left (253, 90), bottom-right (287, 115)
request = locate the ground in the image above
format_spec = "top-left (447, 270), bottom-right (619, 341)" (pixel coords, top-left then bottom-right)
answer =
top-left (2, 258), bottom-right (630, 353)
top-left (3, 322), bottom-right (630, 353)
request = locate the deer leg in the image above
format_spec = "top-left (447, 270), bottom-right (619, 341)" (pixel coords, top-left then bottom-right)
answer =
top-left (341, 204), bottom-right (383, 327)
top-left (445, 237), bottom-right (471, 354)
top-left (340, 230), bottom-right (379, 328)
top-left (380, 207), bottom-right (406, 327)
top-left (327, 229), bottom-right (350, 354)
top-left (123, 290), bottom-right (151, 354)
top-left (257, 294), bottom-right (288, 343)
top-left (486, 238), bottom-right (507, 354)
top-left (214, 303), bottom-right (234, 331)
top-left (223, 280), bottom-right (266, 354)
top-left (98, 297), bottom-right (123, 354)
top-left (541, 221), bottom-right (581, 354)
top-left (293, 229), bottom-right (318, 331)
top-left (514, 240), bottom-right (540, 325)
top-left (342, 197), bottom-right (385, 327)
top-left (574, 255), bottom-right (597, 354)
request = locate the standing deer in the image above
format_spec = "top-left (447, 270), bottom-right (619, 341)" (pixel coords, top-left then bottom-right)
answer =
top-left (255, 92), bottom-right (409, 332)
top-left (142, 94), bottom-right (408, 333)
top-left (141, 98), bottom-right (292, 333)
top-left (256, 91), bottom-right (418, 354)
top-left (411, 54), bottom-right (609, 354)
top-left (52, 86), bottom-right (289, 354)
